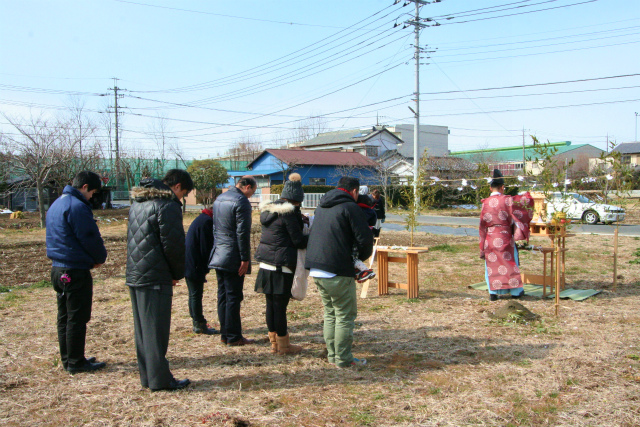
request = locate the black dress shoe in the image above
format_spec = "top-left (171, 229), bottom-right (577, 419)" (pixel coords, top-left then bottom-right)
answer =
top-left (511, 291), bottom-right (525, 299)
top-left (67, 361), bottom-right (106, 374)
top-left (193, 322), bottom-right (220, 335)
top-left (151, 378), bottom-right (190, 392)
top-left (86, 357), bottom-right (96, 363)
top-left (227, 337), bottom-right (255, 346)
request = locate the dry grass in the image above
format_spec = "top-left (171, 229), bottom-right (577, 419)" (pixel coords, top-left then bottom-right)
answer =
top-left (1, 212), bottom-right (640, 426)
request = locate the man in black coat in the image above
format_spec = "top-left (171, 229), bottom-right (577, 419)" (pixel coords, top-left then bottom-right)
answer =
top-left (126, 169), bottom-right (193, 391)
top-left (184, 207), bottom-right (218, 335)
top-left (208, 176), bottom-right (257, 346)
top-left (305, 177), bottom-right (374, 368)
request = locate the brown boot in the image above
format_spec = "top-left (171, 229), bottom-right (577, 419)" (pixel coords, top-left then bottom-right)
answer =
top-left (268, 332), bottom-right (278, 354)
top-left (276, 333), bottom-right (302, 356)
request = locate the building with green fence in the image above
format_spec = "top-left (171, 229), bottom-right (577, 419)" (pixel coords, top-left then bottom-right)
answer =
top-left (449, 141), bottom-right (603, 176)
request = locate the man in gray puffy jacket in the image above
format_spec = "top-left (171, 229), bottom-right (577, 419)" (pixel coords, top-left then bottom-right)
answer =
top-left (126, 169), bottom-right (193, 391)
top-left (208, 176), bottom-right (256, 346)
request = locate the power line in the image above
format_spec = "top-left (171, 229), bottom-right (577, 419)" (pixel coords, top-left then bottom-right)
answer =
top-left (129, 3), bottom-right (404, 94)
top-left (420, 73), bottom-right (640, 95)
top-left (111, 0), bottom-right (353, 29)
top-left (425, 98), bottom-right (640, 117)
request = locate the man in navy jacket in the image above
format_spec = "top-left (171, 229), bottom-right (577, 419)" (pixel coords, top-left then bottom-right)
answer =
top-left (46, 171), bottom-right (108, 374)
top-left (185, 207), bottom-right (218, 335)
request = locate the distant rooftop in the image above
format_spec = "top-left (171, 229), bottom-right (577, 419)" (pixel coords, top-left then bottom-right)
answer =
top-left (298, 127), bottom-right (402, 147)
top-left (612, 142), bottom-right (640, 154)
top-left (450, 141), bottom-right (601, 163)
top-left (247, 149), bottom-right (378, 169)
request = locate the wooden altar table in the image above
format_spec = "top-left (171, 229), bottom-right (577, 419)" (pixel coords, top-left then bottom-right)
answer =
top-left (376, 247), bottom-right (429, 299)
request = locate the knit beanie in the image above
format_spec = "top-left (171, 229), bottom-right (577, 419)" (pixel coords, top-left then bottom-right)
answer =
top-left (281, 173), bottom-right (304, 202)
top-left (359, 185), bottom-right (369, 196)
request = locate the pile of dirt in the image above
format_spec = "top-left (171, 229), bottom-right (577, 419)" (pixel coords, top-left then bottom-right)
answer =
top-left (490, 301), bottom-right (540, 321)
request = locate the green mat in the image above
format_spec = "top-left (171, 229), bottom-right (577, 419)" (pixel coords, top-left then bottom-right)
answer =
top-left (468, 282), bottom-right (601, 301)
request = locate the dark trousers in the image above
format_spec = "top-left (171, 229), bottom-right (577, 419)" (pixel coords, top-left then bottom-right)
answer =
top-left (52, 267), bottom-right (93, 370)
top-left (265, 294), bottom-right (291, 337)
top-left (129, 285), bottom-right (174, 390)
top-left (216, 270), bottom-right (244, 343)
top-left (185, 278), bottom-right (206, 324)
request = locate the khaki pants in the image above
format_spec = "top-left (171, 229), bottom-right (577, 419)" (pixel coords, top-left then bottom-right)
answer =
top-left (314, 276), bottom-right (357, 367)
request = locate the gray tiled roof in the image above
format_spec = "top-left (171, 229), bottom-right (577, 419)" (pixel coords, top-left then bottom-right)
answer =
top-left (299, 128), bottom-right (400, 147)
top-left (613, 142), bottom-right (640, 154)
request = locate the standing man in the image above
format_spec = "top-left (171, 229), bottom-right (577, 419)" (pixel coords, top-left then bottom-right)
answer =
top-left (208, 176), bottom-right (257, 346)
top-left (46, 171), bottom-right (108, 374)
top-left (305, 177), bottom-right (374, 368)
top-left (185, 206), bottom-right (218, 335)
top-left (126, 169), bottom-right (193, 391)
top-left (371, 189), bottom-right (385, 238)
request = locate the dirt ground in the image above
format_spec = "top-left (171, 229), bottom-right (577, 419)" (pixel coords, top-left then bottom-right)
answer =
top-left (1, 211), bottom-right (639, 426)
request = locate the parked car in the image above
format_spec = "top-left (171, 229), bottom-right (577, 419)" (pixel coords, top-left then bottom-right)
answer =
top-left (545, 192), bottom-right (625, 225)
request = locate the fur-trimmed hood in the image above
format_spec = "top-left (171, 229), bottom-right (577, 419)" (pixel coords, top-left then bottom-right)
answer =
top-left (130, 179), bottom-right (177, 203)
top-left (260, 199), bottom-right (296, 227)
top-left (259, 199), bottom-right (295, 214)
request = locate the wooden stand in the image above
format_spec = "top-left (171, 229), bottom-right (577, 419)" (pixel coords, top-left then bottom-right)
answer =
top-left (359, 238), bottom-right (380, 299)
top-left (377, 247), bottom-right (429, 299)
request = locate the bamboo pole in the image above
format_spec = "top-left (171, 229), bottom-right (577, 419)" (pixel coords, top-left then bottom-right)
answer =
top-left (613, 227), bottom-right (619, 292)
top-left (555, 237), bottom-right (561, 316)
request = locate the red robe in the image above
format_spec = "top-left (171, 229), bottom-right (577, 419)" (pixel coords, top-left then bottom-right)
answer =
top-left (479, 192), bottom-right (534, 291)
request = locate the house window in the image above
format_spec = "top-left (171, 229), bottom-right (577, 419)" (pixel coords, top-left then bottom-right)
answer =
top-left (309, 178), bottom-right (326, 185)
top-left (365, 146), bottom-right (379, 157)
top-left (622, 155), bottom-right (631, 164)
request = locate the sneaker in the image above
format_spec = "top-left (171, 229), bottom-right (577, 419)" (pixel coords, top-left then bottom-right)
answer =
top-left (350, 358), bottom-right (367, 367)
top-left (356, 269), bottom-right (376, 283)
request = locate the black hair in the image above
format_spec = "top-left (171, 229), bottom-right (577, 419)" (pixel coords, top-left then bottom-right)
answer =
top-left (72, 171), bottom-right (102, 192)
top-left (337, 176), bottom-right (360, 192)
top-left (357, 194), bottom-right (373, 207)
top-left (237, 176), bottom-right (257, 188)
top-left (163, 169), bottom-right (194, 192)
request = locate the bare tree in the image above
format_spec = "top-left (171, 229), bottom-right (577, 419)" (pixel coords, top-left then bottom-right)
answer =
top-left (149, 114), bottom-right (171, 176)
top-left (289, 115), bottom-right (328, 146)
top-left (1, 113), bottom-right (79, 227)
top-left (225, 135), bottom-right (263, 162)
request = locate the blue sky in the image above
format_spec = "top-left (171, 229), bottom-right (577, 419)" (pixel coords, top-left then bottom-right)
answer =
top-left (1, 0), bottom-right (639, 159)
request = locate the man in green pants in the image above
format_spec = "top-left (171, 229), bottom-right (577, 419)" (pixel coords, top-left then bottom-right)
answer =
top-left (305, 177), bottom-right (374, 368)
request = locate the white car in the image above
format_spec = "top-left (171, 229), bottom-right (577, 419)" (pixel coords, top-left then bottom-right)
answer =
top-left (546, 192), bottom-right (625, 225)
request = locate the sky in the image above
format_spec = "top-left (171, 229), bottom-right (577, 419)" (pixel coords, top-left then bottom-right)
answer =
top-left (1, 0), bottom-right (639, 160)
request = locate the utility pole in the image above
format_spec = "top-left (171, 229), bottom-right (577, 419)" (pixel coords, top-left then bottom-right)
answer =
top-left (412, 0), bottom-right (421, 207)
top-left (635, 112), bottom-right (638, 142)
top-left (108, 78), bottom-right (125, 189)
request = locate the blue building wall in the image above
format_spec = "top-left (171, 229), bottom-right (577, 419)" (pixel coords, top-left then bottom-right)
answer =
top-left (248, 152), bottom-right (378, 187)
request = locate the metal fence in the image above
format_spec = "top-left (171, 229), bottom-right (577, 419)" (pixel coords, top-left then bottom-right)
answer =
top-left (250, 193), bottom-right (325, 209)
top-left (112, 190), bottom-right (130, 200)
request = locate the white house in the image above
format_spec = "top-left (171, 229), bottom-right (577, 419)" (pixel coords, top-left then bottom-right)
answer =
top-left (296, 127), bottom-right (403, 159)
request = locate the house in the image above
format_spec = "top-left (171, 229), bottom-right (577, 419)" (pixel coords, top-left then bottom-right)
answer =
top-left (295, 127), bottom-right (403, 159)
top-left (244, 149), bottom-right (379, 188)
top-left (450, 141), bottom-right (604, 176)
top-left (377, 150), bottom-right (475, 184)
top-left (612, 142), bottom-right (640, 168)
top-left (386, 124), bottom-right (450, 158)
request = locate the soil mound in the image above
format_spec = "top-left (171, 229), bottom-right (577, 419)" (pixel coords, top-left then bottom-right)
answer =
top-left (491, 301), bottom-right (539, 321)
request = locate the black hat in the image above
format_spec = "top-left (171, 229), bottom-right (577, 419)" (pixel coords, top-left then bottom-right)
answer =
top-left (281, 173), bottom-right (304, 202)
top-left (490, 169), bottom-right (504, 187)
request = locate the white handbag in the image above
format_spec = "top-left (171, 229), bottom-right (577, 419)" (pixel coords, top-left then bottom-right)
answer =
top-left (291, 221), bottom-right (311, 301)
